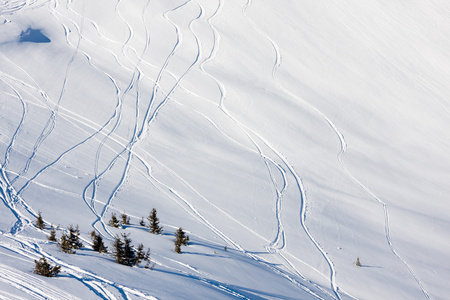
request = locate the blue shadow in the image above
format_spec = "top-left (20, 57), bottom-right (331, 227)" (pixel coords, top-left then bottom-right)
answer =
top-left (19, 28), bottom-right (51, 43)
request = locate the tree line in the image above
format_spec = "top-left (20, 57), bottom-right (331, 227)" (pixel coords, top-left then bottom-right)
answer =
top-left (33, 209), bottom-right (189, 277)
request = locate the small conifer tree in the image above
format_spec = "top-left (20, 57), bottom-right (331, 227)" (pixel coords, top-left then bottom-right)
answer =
top-left (109, 213), bottom-right (120, 228)
top-left (120, 212), bottom-right (130, 226)
top-left (36, 211), bottom-right (45, 230)
top-left (111, 234), bottom-right (149, 267)
top-left (139, 217), bottom-right (145, 226)
top-left (355, 257), bottom-right (361, 267)
top-left (122, 233), bottom-right (137, 266)
top-left (174, 227), bottom-right (189, 254)
top-left (68, 225), bottom-right (83, 249)
top-left (112, 235), bottom-right (126, 265)
top-left (136, 243), bottom-right (153, 268)
top-left (34, 256), bottom-right (61, 277)
top-left (58, 233), bottom-right (75, 254)
top-left (90, 231), bottom-right (107, 253)
top-left (48, 225), bottom-right (57, 242)
top-left (147, 208), bottom-right (163, 234)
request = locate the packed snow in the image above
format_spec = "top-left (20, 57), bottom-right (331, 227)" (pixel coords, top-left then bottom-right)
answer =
top-left (0, 0), bottom-right (449, 299)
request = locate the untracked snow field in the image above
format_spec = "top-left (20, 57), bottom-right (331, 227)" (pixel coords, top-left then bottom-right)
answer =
top-left (0, 0), bottom-right (449, 299)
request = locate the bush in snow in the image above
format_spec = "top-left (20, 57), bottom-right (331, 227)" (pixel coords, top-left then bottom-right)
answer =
top-left (34, 256), bottom-right (61, 277)
top-left (120, 212), bottom-right (130, 226)
top-left (36, 211), bottom-right (45, 230)
top-left (48, 225), bottom-right (57, 242)
top-left (109, 212), bottom-right (120, 228)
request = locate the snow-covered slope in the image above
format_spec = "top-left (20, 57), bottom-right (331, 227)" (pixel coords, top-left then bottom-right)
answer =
top-left (1, 0), bottom-right (449, 299)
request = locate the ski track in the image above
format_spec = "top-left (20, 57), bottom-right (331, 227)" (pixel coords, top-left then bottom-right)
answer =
top-left (0, 56), bottom-right (54, 112)
top-left (0, 0), bottom-right (47, 15)
top-left (248, 134), bottom-right (287, 252)
top-left (1, 80), bottom-right (27, 171)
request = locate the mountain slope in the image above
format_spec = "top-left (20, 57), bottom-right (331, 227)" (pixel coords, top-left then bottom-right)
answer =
top-left (0, 0), bottom-right (449, 299)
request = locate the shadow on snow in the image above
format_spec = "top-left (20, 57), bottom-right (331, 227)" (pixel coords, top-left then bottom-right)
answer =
top-left (19, 28), bottom-right (51, 43)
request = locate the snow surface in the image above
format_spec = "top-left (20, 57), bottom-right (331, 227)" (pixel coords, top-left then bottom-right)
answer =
top-left (0, 0), bottom-right (449, 299)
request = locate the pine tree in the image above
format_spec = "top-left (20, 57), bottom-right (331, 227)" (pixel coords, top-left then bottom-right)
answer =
top-left (136, 243), bottom-right (152, 268)
top-left (139, 217), bottom-right (145, 226)
top-left (48, 225), bottom-right (57, 242)
top-left (147, 208), bottom-right (163, 234)
top-left (33, 256), bottom-right (61, 277)
top-left (58, 233), bottom-right (75, 254)
top-left (174, 227), bottom-right (189, 254)
top-left (120, 212), bottom-right (130, 226)
top-left (111, 234), bottom-right (147, 267)
top-left (36, 211), bottom-right (45, 230)
top-left (122, 233), bottom-right (137, 266)
top-left (90, 231), bottom-right (107, 253)
top-left (109, 213), bottom-right (120, 228)
top-left (111, 235), bottom-right (126, 265)
top-left (68, 225), bottom-right (83, 249)
top-left (355, 257), bottom-right (361, 267)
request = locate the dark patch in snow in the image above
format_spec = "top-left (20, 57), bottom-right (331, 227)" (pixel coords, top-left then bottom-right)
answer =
top-left (19, 28), bottom-right (50, 43)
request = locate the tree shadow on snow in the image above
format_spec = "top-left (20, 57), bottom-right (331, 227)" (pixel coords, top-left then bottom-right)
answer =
top-left (360, 264), bottom-right (383, 268)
